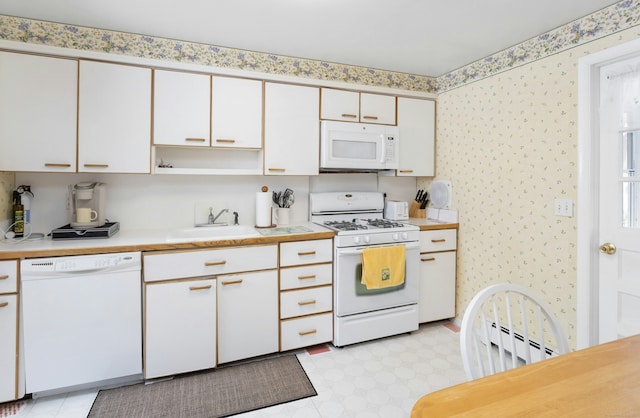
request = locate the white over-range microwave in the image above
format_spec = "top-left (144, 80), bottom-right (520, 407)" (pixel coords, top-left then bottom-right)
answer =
top-left (320, 121), bottom-right (399, 171)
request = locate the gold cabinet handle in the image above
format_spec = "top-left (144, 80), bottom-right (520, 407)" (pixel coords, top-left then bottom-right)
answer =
top-left (298, 299), bottom-right (316, 306)
top-left (421, 257), bottom-right (436, 262)
top-left (83, 163), bottom-right (109, 168)
top-left (599, 242), bottom-right (617, 255)
top-left (399, 170), bottom-right (414, 173)
top-left (189, 284), bottom-right (212, 291)
top-left (0, 302), bottom-right (8, 308)
top-left (362, 115), bottom-right (379, 120)
top-left (268, 168), bottom-right (286, 172)
top-left (204, 260), bottom-right (227, 267)
top-left (431, 239), bottom-right (446, 243)
top-left (185, 137), bottom-right (206, 142)
top-left (341, 113), bottom-right (357, 118)
top-left (221, 279), bottom-right (243, 286)
top-left (215, 139), bottom-right (236, 143)
top-left (298, 274), bottom-right (316, 280)
top-left (299, 329), bottom-right (317, 336)
top-left (44, 163), bottom-right (71, 168)
top-left (0, 275), bottom-right (8, 280)
top-left (298, 251), bottom-right (316, 256)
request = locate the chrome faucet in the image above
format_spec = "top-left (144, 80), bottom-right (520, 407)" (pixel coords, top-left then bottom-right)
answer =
top-left (208, 207), bottom-right (228, 225)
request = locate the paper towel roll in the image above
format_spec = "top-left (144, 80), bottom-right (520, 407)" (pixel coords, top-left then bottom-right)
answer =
top-left (255, 191), bottom-right (272, 227)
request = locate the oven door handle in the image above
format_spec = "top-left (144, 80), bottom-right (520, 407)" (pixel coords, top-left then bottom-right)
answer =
top-left (337, 241), bottom-right (419, 255)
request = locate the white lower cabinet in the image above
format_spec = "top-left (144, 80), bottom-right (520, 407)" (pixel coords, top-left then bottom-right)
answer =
top-left (0, 294), bottom-right (18, 402)
top-left (0, 260), bottom-right (22, 403)
top-left (419, 229), bottom-right (457, 323)
top-left (144, 278), bottom-right (216, 379)
top-left (217, 270), bottom-right (278, 364)
top-left (279, 239), bottom-right (333, 351)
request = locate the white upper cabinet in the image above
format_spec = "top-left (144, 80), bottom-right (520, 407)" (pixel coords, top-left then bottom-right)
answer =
top-left (0, 52), bottom-right (77, 172)
top-left (360, 93), bottom-right (396, 125)
top-left (211, 77), bottom-right (263, 149)
top-left (321, 88), bottom-right (396, 125)
top-left (264, 83), bottom-right (320, 176)
top-left (78, 61), bottom-right (151, 173)
top-left (153, 70), bottom-right (211, 147)
top-left (396, 97), bottom-right (435, 177)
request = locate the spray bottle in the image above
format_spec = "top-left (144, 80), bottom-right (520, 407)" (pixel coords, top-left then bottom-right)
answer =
top-left (17, 185), bottom-right (33, 227)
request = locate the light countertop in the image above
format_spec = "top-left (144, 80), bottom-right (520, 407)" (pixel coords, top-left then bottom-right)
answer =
top-left (0, 220), bottom-right (458, 260)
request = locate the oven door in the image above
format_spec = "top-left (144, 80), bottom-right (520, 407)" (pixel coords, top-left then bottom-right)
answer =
top-left (334, 241), bottom-right (419, 317)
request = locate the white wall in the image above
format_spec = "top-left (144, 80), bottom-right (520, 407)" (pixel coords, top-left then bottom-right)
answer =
top-left (15, 172), bottom-right (416, 235)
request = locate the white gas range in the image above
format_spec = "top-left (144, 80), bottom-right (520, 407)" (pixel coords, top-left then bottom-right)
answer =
top-left (309, 192), bottom-right (420, 347)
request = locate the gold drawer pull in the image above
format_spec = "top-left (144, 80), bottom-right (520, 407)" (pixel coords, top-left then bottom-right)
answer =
top-left (298, 275), bottom-right (316, 280)
top-left (0, 275), bottom-right (8, 280)
top-left (341, 113), bottom-right (357, 118)
top-left (431, 239), bottom-right (446, 243)
top-left (0, 302), bottom-right (8, 308)
top-left (298, 299), bottom-right (316, 306)
top-left (84, 163), bottom-right (109, 168)
top-left (299, 329), bottom-right (317, 336)
top-left (44, 163), bottom-right (71, 168)
top-left (362, 115), bottom-right (378, 120)
top-left (268, 168), bottom-right (286, 172)
top-left (399, 170), bottom-right (414, 173)
top-left (222, 279), bottom-right (243, 286)
top-left (215, 139), bottom-right (236, 143)
top-left (298, 251), bottom-right (316, 256)
top-left (421, 257), bottom-right (436, 262)
top-left (204, 260), bottom-right (227, 267)
top-left (185, 137), bottom-right (206, 142)
top-left (189, 284), bottom-right (212, 291)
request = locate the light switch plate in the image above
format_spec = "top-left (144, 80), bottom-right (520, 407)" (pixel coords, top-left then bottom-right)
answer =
top-left (554, 198), bottom-right (573, 217)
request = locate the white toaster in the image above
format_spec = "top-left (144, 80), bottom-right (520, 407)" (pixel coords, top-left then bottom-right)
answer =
top-left (384, 200), bottom-right (409, 220)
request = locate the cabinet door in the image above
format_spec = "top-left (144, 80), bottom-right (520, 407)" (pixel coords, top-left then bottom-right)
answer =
top-left (154, 70), bottom-right (211, 147)
top-left (0, 52), bottom-right (77, 172)
top-left (78, 61), bottom-right (151, 173)
top-left (419, 251), bottom-right (456, 323)
top-left (0, 295), bottom-right (17, 402)
top-left (360, 93), bottom-right (396, 125)
top-left (264, 83), bottom-right (319, 175)
top-left (217, 270), bottom-right (278, 364)
top-left (145, 278), bottom-right (216, 379)
top-left (397, 97), bottom-right (435, 176)
top-left (212, 77), bottom-right (262, 149)
top-left (320, 88), bottom-right (359, 122)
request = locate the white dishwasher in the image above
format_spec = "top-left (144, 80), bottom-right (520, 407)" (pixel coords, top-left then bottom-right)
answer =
top-left (21, 251), bottom-right (142, 395)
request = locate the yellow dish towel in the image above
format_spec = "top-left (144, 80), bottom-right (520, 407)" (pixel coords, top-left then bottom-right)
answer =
top-left (361, 245), bottom-right (405, 290)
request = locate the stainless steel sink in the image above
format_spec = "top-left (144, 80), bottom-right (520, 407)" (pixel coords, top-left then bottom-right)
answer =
top-left (166, 225), bottom-right (260, 243)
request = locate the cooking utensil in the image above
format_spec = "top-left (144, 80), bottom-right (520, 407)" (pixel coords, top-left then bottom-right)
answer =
top-left (282, 188), bottom-right (295, 208)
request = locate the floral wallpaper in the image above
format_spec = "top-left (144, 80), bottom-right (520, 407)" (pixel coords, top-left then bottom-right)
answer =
top-left (0, 172), bottom-right (14, 222)
top-left (424, 25), bottom-right (640, 348)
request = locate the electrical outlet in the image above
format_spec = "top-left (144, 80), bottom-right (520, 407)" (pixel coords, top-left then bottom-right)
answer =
top-left (554, 198), bottom-right (573, 217)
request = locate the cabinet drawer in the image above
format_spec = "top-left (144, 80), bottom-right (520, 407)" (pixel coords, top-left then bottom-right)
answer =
top-left (280, 239), bottom-right (333, 267)
top-left (0, 260), bottom-right (18, 294)
top-left (280, 263), bottom-right (332, 290)
top-left (143, 245), bottom-right (277, 282)
top-left (280, 286), bottom-right (332, 319)
top-left (281, 312), bottom-right (332, 351)
top-left (420, 229), bottom-right (457, 253)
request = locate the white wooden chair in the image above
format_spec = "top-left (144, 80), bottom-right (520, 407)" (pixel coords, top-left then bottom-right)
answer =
top-left (460, 283), bottom-right (569, 381)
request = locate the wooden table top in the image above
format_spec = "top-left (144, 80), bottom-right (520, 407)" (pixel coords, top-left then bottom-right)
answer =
top-left (411, 334), bottom-right (640, 417)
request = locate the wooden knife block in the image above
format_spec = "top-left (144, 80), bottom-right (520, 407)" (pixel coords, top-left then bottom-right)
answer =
top-left (409, 201), bottom-right (426, 218)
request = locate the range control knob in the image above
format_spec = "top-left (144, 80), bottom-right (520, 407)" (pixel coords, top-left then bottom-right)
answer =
top-left (364, 235), bottom-right (371, 244)
top-left (353, 236), bottom-right (361, 245)
top-left (392, 233), bottom-right (399, 241)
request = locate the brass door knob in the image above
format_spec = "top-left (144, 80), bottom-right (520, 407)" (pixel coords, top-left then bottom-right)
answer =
top-left (599, 242), bottom-right (617, 255)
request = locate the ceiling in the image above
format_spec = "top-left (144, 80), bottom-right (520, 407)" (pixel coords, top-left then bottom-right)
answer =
top-left (0, 0), bottom-right (622, 76)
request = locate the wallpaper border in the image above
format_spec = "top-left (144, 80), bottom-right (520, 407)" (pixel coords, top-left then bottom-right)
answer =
top-left (0, 1), bottom-right (639, 94)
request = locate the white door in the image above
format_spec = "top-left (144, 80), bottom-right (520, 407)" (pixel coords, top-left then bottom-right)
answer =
top-left (597, 57), bottom-right (640, 343)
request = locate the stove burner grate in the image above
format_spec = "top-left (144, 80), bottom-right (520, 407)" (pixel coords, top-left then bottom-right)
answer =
top-left (324, 221), bottom-right (368, 231)
top-left (364, 219), bottom-right (406, 228)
